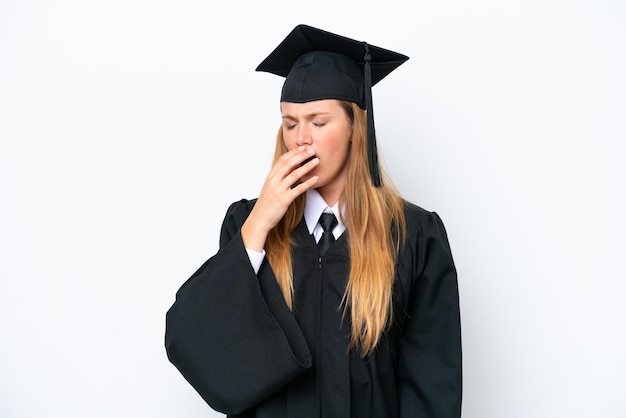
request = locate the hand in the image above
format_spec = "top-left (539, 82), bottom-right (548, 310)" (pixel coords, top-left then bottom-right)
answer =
top-left (241, 146), bottom-right (319, 252)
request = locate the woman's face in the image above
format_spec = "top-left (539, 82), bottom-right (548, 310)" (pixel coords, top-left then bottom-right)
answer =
top-left (281, 99), bottom-right (352, 203)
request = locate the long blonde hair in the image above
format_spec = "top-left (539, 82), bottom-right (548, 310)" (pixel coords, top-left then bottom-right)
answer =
top-left (265, 101), bottom-right (406, 356)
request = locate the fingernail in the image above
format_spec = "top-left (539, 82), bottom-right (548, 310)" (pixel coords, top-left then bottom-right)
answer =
top-left (298, 146), bottom-right (305, 150)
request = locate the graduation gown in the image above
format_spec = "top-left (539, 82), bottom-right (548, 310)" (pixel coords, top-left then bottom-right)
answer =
top-left (165, 199), bottom-right (462, 417)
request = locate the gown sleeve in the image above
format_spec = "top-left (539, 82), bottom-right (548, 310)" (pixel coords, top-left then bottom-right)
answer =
top-left (164, 200), bottom-right (312, 415)
top-left (397, 211), bottom-right (462, 417)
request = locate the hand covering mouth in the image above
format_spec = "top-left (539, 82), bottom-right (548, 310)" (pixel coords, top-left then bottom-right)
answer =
top-left (300, 155), bottom-right (317, 167)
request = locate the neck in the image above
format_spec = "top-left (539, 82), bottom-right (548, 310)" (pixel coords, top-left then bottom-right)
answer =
top-left (315, 184), bottom-right (343, 207)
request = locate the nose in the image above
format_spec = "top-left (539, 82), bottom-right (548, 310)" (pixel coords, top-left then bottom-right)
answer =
top-left (295, 125), bottom-right (313, 147)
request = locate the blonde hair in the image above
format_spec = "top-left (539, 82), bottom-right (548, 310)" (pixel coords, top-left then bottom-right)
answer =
top-left (265, 101), bottom-right (406, 356)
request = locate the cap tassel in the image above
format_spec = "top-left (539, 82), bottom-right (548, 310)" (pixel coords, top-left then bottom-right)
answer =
top-left (363, 43), bottom-right (382, 187)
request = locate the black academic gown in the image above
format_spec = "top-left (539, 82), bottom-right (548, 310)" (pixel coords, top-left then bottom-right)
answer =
top-left (165, 199), bottom-right (462, 418)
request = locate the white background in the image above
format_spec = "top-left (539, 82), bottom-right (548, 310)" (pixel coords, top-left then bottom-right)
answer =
top-left (1, 1), bottom-right (625, 417)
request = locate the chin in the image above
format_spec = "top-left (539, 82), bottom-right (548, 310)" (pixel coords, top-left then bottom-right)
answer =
top-left (312, 179), bottom-right (330, 190)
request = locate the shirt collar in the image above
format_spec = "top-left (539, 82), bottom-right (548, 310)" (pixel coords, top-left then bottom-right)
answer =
top-left (304, 189), bottom-right (345, 235)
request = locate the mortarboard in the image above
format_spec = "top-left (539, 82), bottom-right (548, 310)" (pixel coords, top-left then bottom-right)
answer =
top-left (256, 24), bottom-right (409, 187)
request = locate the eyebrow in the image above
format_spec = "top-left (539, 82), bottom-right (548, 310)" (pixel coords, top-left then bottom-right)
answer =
top-left (281, 112), bottom-right (332, 120)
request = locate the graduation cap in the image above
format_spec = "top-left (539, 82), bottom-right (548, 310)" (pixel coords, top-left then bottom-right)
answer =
top-left (256, 24), bottom-right (409, 187)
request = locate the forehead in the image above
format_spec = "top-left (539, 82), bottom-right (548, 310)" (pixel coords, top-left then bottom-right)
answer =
top-left (280, 99), bottom-right (343, 116)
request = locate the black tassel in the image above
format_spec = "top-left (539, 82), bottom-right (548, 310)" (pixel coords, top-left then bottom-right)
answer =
top-left (363, 43), bottom-right (382, 187)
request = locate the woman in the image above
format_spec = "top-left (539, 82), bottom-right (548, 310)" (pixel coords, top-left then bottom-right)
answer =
top-left (165, 24), bottom-right (462, 418)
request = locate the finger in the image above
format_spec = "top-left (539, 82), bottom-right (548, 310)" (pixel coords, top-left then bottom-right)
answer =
top-left (289, 175), bottom-right (319, 197)
top-left (283, 156), bottom-right (319, 187)
top-left (274, 147), bottom-right (307, 167)
top-left (273, 148), bottom-right (316, 179)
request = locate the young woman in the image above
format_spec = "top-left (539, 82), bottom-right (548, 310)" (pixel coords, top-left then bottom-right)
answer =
top-left (165, 24), bottom-right (462, 418)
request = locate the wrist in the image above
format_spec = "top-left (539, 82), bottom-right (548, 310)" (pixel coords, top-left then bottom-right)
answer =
top-left (241, 215), bottom-right (270, 252)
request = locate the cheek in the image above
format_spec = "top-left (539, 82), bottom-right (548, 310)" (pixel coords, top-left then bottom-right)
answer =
top-left (282, 130), bottom-right (296, 150)
top-left (335, 132), bottom-right (352, 158)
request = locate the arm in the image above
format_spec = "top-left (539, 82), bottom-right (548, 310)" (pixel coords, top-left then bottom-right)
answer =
top-left (397, 212), bottom-right (462, 417)
top-left (165, 200), bottom-right (311, 415)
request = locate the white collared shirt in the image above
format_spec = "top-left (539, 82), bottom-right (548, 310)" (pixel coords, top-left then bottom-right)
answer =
top-left (245, 189), bottom-right (346, 273)
top-left (303, 188), bottom-right (346, 242)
